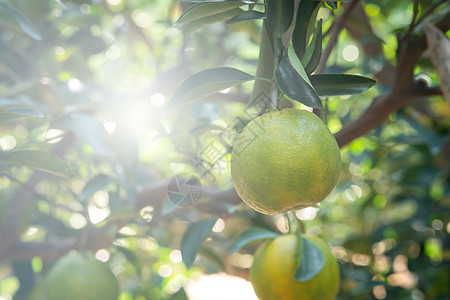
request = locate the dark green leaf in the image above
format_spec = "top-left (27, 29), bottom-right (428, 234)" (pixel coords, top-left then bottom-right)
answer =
top-left (184, 8), bottom-right (243, 34)
top-left (0, 150), bottom-right (73, 177)
top-left (64, 113), bottom-right (113, 156)
top-left (310, 74), bottom-right (376, 97)
top-left (165, 67), bottom-right (254, 113)
top-left (78, 174), bottom-right (114, 202)
top-left (169, 288), bottom-right (188, 300)
top-left (174, 2), bottom-right (246, 25)
top-left (292, 0), bottom-right (321, 59)
top-left (181, 217), bottom-right (218, 269)
top-left (303, 19), bottom-right (323, 75)
top-left (226, 10), bottom-right (265, 24)
top-left (326, 1), bottom-right (338, 9)
top-left (232, 227), bottom-right (279, 254)
top-left (295, 236), bottom-right (325, 282)
top-left (266, 0), bottom-right (295, 37)
top-left (274, 53), bottom-right (322, 109)
top-left (0, 2), bottom-right (41, 40)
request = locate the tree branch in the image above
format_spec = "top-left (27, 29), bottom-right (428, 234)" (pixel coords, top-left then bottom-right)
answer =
top-left (334, 10), bottom-right (450, 147)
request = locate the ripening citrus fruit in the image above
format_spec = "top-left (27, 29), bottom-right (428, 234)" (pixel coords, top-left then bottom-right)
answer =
top-left (45, 251), bottom-right (119, 300)
top-left (231, 109), bottom-right (340, 215)
top-left (250, 234), bottom-right (340, 300)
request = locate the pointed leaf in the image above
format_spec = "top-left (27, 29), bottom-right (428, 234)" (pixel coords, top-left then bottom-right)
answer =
top-left (0, 107), bottom-right (43, 123)
top-left (226, 10), bottom-right (265, 24)
top-left (288, 46), bottom-right (314, 87)
top-left (295, 236), bottom-right (325, 282)
top-left (184, 8), bottom-right (243, 34)
top-left (0, 150), bottom-right (73, 177)
top-left (174, 2), bottom-right (245, 25)
top-left (302, 19), bottom-right (323, 75)
top-left (5, 107), bottom-right (43, 117)
top-left (0, 3), bottom-right (41, 40)
top-left (310, 74), bottom-right (376, 97)
top-left (275, 52), bottom-right (322, 109)
top-left (266, 0), bottom-right (295, 37)
top-left (181, 217), bottom-right (218, 269)
top-left (232, 227), bottom-right (279, 254)
top-left (169, 288), bottom-right (188, 300)
top-left (78, 174), bottom-right (114, 202)
top-left (292, 1), bottom-right (321, 59)
top-left (165, 67), bottom-right (254, 113)
top-left (64, 113), bottom-right (113, 156)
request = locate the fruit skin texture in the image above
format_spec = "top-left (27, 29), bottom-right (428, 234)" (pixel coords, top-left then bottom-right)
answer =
top-left (250, 234), bottom-right (340, 300)
top-left (45, 251), bottom-right (119, 300)
top-left (231, 108), bottom-right (341, 215)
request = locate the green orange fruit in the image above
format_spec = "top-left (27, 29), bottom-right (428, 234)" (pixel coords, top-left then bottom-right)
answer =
top-left (45, 251), bottom-right (119, 300)
top-left (250, 234), bottom-right (340, 300)
top-left (231, 109), bottom-right (341, 215)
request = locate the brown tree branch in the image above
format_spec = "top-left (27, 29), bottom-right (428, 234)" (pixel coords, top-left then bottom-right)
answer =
top-left (334, 10), bottom-right (450, 147)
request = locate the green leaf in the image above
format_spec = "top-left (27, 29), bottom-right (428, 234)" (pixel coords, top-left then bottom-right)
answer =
top-left (226, 10), bottom-right (265, 24)
top-left (169, 288), bottom-right (188, 300)
top-left (288, 46), bottom-right (314, 87)
top-left (295, 236), bottom-right (325, 282)
top-left (274, 49), bottom-right (322, 109)
top-left (184, 7), bottom-right (243, 34)
top-left (181, 217), bottom-right (218, 269)
top-left (266, 0), bottom-right (295, 37)
top-left (231, 227), bottom-right (279, 254)
top-left (64, 113), bottom-right (113, 156)
top-left (165, 67), bottom-right (254, 113)
top-left (0, 2), bottom-right (42, 40)
top-left (174, 2), bottom-right (246, 25)
top-left (0, 107), bottom-right (43, 123)
top-left (302, 19), bottom-right (323, 75)
top-left (0, 150), bottom-right (73, 177)
top-left (292, 0), bottom-right (321, 60)
top-left (310, 74), bottom-right (376, 97)
top-left (78, 174), bottom-right (114, 202)
top-left (326, 1), bottom-right (338, 10)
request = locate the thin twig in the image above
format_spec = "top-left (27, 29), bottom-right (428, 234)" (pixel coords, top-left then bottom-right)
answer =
top-left (315, 0), bottom-right (362, 74)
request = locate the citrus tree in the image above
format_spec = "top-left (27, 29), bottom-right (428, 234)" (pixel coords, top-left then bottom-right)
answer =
top-left (0, 0), bottom-right (449, 299)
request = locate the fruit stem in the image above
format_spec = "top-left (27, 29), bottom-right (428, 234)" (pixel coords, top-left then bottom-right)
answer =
top-left (285, 211), bottom-right (305, 234)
